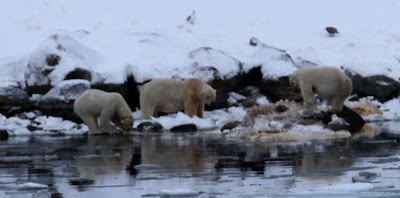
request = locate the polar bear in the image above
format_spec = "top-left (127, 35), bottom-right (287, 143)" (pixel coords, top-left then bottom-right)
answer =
top-left (140, 78), bottom-right (216, 119)
top-left (289, 66), bottom-right (352, 114)
top-left (73, 89), bottom-right (134, 134)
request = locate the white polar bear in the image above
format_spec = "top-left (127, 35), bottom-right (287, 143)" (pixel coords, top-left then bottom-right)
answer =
top-left (289, 66), bottom-right (353, 114)
top-left (73, 89), bottom-right (134, 134)
top-left (140, 78), bottom-right (216, 119)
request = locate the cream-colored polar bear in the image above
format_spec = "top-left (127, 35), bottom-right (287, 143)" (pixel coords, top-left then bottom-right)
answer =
top-left (289, 66), bottom-right (352, 114)
top-left (73, 89), bottom-right (134, 134)
top-left (140, 78), bottom-right (216, 119)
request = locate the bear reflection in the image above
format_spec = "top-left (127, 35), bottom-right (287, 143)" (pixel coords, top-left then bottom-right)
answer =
top-left (291, 143), bottom-right (354, 177)
top-left (241, 141), bottom-right (354, 178)
top-left (75, 136), bottom-right (133, 180)
top-left (139, 135), bottom-right (216, 174)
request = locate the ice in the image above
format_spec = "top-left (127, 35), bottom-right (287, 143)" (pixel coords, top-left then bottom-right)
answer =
top-left (159, 189), bottom-right (199, 197)
top-left (17, 182), bottom-right (48, 190)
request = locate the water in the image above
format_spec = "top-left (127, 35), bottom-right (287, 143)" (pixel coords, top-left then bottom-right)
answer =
top-left (1, 131), bottom-right (400, 198)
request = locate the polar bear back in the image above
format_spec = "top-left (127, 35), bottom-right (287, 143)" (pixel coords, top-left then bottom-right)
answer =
top-left (140, 78), bottom-right (189, 113)
top-left (293, 66), bottom-right (352, 98)
top-left (74, 89), bottom-right (130, 117)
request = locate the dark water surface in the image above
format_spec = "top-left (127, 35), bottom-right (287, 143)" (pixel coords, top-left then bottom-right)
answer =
top-left (1, 129), bottom-right (400, 198)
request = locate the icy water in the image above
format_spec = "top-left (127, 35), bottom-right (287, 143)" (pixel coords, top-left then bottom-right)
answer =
top-left (1, 129), bottom-right (400, 198)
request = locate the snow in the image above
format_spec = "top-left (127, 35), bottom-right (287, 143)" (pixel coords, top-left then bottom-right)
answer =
top-left (17, 182), bottom-right (48, 190)
top-left (2, 0), bottom-right (400, 85)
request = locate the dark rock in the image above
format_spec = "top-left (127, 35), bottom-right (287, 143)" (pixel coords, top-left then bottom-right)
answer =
top-left (260, 76), bottom-right (303, 102)
top-left (46, 54), bottom-right (61, 66)
top-left (136, 121), bottom-right (163, 132)
top-left (352, 171), bottom-right (378, 183)
top-left (42, 80), bottom-right (90, 102)
top-left (38, 100), bottom-right (81, 123)
top-left (170, 124), bottom-right (197, 132)
top-left (0, 130), bottom-right (8, 141)
top-left (336, 105), bottom-right (365, 133)
top-left (327, 118), bottom-right (349, 131)
top-left (220, 120), bottom-right (241, 132)
top-left (27, 124), bottom-right (41, 132)
top-left (64, 68), bottom-right (92, 81)
top-left (0, 86), bottom-right (32, 117)
top-left (345, 68), bottom-right (400, 102)
top-left (282, 121), bottom-right (295, 129)
top-left (249, 37), bottom-right (259, 46)
top-left (124, 73), bottom-right (141, 110)
top-left (275, 104), bottom-right (289, 113)
top-left (299, 109), bottom-right (330, 123)
top-left (242, 99), bottom-right (257, 108)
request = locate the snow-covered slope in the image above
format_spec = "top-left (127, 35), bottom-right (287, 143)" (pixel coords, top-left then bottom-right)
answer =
top-left (2, 0), bottom-right (400, 85)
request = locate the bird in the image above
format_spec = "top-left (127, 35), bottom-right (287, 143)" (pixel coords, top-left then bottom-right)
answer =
top-left (352, 171), bottom-right (378, 183)
top-left (186, 10), bottom-right (196, 25)
top-left (326, 26), bottom-right (339, 36)
top-left (220, 120), bottom-right (241, 133)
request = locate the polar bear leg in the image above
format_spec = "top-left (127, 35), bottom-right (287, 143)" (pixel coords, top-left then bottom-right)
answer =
top-left (140, 103), bottom-right (155, 120)
top-left (99, 109), bottom-right (112, 132)
top-left (300, 82), bottom-right (315, 108)
top-left (81, 115), bottom-right (101, 134)
top-left (152, 106), bottom-right (159, 118)
top-left (184, 100), bottom-right (197, 117)
top-left (196, 103), bottom-right (204, 118)
top-left (330, 95), bottom-right (345, 114)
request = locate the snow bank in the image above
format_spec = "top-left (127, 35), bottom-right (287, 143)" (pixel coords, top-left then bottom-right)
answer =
top-left (2, 0), bottom-right (400, 85)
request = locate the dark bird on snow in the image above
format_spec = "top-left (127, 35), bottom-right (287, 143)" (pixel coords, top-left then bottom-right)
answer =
top-left (186, 10), bottom-right (196, 25)
top-left (220, 120), bottom-right (241, 133)
top-left (326, 26), bottom-right (339, 36)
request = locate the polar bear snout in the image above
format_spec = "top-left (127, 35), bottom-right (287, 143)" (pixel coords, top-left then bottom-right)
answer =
top-left (202, 90), bottom-right (216, 105)
top-left (121, 115), bottom-right (134, 131)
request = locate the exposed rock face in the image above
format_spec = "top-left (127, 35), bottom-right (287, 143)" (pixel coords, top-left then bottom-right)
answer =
top-left (25, 34), bottom-right (104, 95)
top-left (0, 86), bottom-right (31, 116)
top-left (64, 68), bottom-right (92, 81)
top-left (345, 68), bottom-right (400, 102)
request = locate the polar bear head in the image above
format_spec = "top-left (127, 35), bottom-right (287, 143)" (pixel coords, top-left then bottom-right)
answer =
top-left (200, 85), bottom-right (216, 105)
top-left (288, 72), bottom-right (301, 94)
top-left (120, 115), bottom-right (134, 131)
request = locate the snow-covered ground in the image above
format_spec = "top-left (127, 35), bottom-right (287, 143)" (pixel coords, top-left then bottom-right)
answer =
top-left (2, 0), bottom-right (400, 85)
top-left (0, 0), bottom-right (399, 137)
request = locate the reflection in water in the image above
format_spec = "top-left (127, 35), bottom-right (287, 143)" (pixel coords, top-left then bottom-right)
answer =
top-left (138, 135), bottom-right (217, 174)
top-left (1, 129), bottom-right (400, 197)
top-left (75, 136), bottom-right (133, 180)
top-left (292, 142), bottom-right (354, 177)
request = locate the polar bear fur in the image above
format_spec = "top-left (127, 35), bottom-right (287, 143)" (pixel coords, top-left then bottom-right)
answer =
top-left (289, 66), bottom-right (352, 114)
top-left (73, 89), bottom-right (134, 134)
top-left (140, 78), bottom-right (216, 119)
